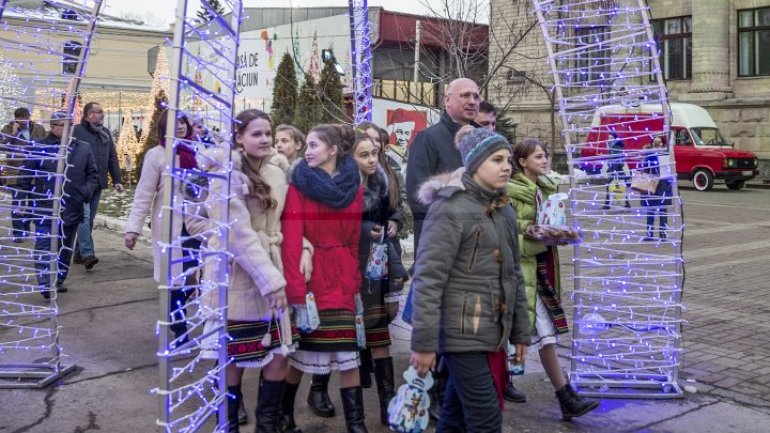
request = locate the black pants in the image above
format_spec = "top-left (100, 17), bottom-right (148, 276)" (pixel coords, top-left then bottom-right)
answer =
top-left (34, 220), bottom-right (77, 287)
top-left (437, 352), bottom-right (502, 433)
top-left (169, 224), bottom-right (201, 340)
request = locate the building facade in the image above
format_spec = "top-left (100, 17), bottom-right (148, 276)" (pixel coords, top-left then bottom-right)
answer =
top-left (1, 1), bottom-right (171, 132)
top-left (489, 0), bottom-right (770, 177)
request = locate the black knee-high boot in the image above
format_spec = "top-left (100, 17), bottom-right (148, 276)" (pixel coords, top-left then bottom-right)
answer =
top-left (307, 373), bottom-right (335, 417)
top-left (277, 381), bottom-right (302, 433)
top-left (340, 386), bottom-right (368, 433)
top-left (359, 348), bottom-right (373, 388)
top-left (256, 377), bottom-right (284, 433)
top-left (373, 357), bottom-right (396, 426)
top-left (227, 385), bottom-right (242, 433)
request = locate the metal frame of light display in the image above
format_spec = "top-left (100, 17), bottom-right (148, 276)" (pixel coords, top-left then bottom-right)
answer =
top-left (530, 0), bottom-right (684, 398)
top-left (155, 0), bottom-right (242, 431)
top-left (0, 0), bottom-right (103, 388)
top-left (348, 0), bottom-right (373, 124)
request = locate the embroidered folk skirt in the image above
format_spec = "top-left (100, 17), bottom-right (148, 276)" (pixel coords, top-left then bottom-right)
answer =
top-left (361, 280), bottom-right (392, 348)
top-left (201, 318), bottom-right (299, 368)
top-left (289, 309), bottom-right (360, 374)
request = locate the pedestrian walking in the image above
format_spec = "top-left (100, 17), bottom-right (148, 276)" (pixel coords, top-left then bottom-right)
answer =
top-left (19, 111), bottom-right (98, 298)
top-left (274, 124), bottom-right (306, 166)
top-left (351, 132), bottom-right (405, 425)
top-left (410, 128), bottom-right (530, 432)
top-left (507, 138), bottom-right (600, 421)
top-left (474, 101), bottom-right (527, 404)
top-left (404, 77), bottom-right (482, 419)
top-left (190, 109), bottom-right (300, 433)
top-left (1, 107), bottom-right (47, 242)
top-left (602, 132), bottom-right (631, 209)
top-left (73, 102), bottom-right (124, 269)
top-left (281, 123), bottom-right (368, 433)
top-left (641, 136), bottom-right (672, 240)
top-left (124, 110), bottom-right (199, 348)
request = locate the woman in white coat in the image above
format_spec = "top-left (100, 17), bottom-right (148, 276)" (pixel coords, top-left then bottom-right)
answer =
top-left (124, 110), bottom-right (200, 346)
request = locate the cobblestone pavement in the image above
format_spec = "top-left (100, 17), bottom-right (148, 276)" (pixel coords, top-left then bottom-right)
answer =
top-left (674, 187), bottom-right (770, 405)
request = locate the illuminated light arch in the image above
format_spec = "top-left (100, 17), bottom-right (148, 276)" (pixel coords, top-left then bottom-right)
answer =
top-left (0, 0), bottom-right (103, 389)
top-left (530, 0), bottom-right (684, 398)
top-left (348, 0), bottom-right (373, 125)
top-left (154, 0), bottom-right (243, 431)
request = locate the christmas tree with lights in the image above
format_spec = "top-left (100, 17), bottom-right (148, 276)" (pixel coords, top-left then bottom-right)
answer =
top-left (0, 54), bottom-right (23, 124)
top-left (140, 46), bottom-right (170, 146)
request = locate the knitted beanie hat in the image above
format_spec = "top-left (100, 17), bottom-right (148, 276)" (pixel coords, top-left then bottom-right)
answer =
top-left (455, 127), bottom-right (511, 175)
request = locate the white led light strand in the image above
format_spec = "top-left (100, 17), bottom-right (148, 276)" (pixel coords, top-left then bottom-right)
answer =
top-left (153, 0), bottom-right (243, 431)
top-left (530, 0), bottom-right (685, 398)
top-left (348, 0), bottom-right (373, 124)
top-left (0, 0), bottom-right (102, 389)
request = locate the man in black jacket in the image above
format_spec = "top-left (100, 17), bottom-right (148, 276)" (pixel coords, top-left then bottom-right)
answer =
top-left (72, 102), bottom-right (123, 270)
top-left (20, 112), bottom-right (99, 298)
top-left (405, 78), bottom-right (481, 255)
top-left (404, 77), bottom-right (481, 421)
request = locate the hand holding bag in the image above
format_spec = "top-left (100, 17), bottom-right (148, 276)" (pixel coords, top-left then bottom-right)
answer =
top-left (364, 231), bottom-right (389, 280)
top-left (630, 171), bottom-right (659, 194)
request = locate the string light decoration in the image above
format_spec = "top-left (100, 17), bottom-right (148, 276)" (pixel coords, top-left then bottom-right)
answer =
top-left (152, 0), bottom-right (243, 431)
top-left (0, 0), bottom-right (103, 388)
top-left (140, 45), bottom-right (171, 146)
top-left (529, 0), bottom-right (684, 398)
top-left (116, 115), bottom-right (141, 167)
top-left (348, 0), bottom-right (373, 124)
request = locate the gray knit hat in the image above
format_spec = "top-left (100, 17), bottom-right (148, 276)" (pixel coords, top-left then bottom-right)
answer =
top-left (456, 128), bottom-right (511, 175)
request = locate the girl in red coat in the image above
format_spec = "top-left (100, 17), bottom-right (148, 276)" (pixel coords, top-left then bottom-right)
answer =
top-left (280, 123), bottom-right (368, 433)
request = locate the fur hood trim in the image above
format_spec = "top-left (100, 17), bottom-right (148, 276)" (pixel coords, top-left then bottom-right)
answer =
top-left (417, 167), bottom-right (466, 205)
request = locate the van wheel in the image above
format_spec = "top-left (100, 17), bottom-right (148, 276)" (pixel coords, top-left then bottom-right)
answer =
top-left (726, 180), bottom-right (745, 190)
top-left (692, 169), bottom-right (714, 191)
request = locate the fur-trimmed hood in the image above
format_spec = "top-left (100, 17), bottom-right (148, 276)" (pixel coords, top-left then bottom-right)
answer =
top-left (417, 167), bottom-right (466, 205)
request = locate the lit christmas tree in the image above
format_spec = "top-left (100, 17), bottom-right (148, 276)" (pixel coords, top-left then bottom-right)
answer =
top-left (0, 54), bottom-right (23, 124)
top-left (309, 31), bottom-right (321, 84)
top-left (139, 46), bottom-right (170, 145)
top-left (116, 115), bottom-right (140, 172)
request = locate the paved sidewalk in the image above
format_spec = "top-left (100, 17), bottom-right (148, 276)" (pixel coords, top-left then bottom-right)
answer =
top-left (2, 197), bottom-right (770, 432)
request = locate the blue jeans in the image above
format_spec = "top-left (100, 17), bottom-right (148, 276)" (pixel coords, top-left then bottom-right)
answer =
top-left (35, 219), bottom-right (77, 287)
top-left (646, 207), bottom-right (668, 238)
top-left (437, 352), bottom-right (502, 433)
top-left (11, 188), bottom-right (32, 237)
top-left (76, 187), bottom-right (102, 257)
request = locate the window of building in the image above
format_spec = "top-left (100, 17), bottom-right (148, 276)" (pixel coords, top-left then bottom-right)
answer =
top-left (738, 7), bottom-right (770, 77)
top-left (62, 41), bottom-right (82, 74)
top-left (373, 79), bottom-right (437, 106)
top-left (574, 27), bottom-right (609, 85)
top-left (651, 16), bottom-right (692, 80)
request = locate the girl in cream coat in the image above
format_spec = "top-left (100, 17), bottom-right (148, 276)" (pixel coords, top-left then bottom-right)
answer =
top-left (189, 109), bottom-right (311, 433)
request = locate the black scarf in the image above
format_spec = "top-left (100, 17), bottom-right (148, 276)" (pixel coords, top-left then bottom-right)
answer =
top-left (291, 155), bottom-right (361, 209)
top-left (83, 120), bottom-right (111, 145)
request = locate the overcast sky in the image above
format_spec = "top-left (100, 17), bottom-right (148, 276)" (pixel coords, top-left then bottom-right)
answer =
top-left (103, 0), bottom-right (489, 26)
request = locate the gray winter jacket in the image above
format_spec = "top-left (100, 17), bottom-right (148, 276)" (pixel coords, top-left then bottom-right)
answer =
top-left (410, 168), bottom-right (530, 354)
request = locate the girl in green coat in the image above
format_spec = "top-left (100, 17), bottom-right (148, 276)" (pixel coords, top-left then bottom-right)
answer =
top-left (507, 138), bottom-right (599, 421)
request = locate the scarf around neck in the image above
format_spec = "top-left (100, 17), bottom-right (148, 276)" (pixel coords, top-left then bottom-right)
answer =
top-left (160, 138), bottom-right (198, 170)
top-left (291, 155), bottom-right (360, 209)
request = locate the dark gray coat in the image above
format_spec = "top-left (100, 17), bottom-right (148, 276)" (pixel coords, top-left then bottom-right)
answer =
top-left (18, 133), bottom-right (99, 226)
top-left (72, 121), bottom-right (121, 189)
top-left (410, 168), bottom-right (530, 354)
